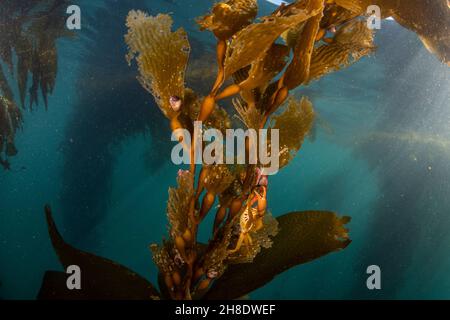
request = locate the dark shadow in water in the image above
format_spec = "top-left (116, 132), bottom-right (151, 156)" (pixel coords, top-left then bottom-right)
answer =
top-left (60, 1), bottom-right (215, 244)
top-left (351, 22), bottom-right (450, 298)
top-left (60, 1), bottom-right (171, 243)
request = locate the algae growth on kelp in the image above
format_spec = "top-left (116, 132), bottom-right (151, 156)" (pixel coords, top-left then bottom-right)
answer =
top-left (0, 0), bottom-right (449, 301)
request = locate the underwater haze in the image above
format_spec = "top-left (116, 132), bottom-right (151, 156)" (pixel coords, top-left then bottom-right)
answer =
top-left (1, 0), bottom-right (450, 300)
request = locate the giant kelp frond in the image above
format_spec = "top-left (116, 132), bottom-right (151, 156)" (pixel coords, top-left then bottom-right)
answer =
top-left (271, 97), bottom-right (315, 169)
top-left (39, 206), bottom-right (160, 300)
top-left (0, 0), bottom-right (70, 169)
top-left (167, 170), bottom-right (194, 239)
top-left (27, 0), bottom-right (70, 109)
top-left (182, 89), bottom-right (231, 135)
top-left (150, 241), bottom-right (178, 275)
top-left (320, 3), bottom-right (360, 30)
top-left (233, 97), bottom-right (264, 130)
top-left (0, 0), bottom-right (70, 110)
top-left (198, 0), bottom-right (258, 40)
top-left (308, 20), bottom-right (375, 82)
top-left (223, 0), bottom-right (324, 79)
top-left (228, 212), bottom-right (279, 264)
top-left (0, 95), bottom-right (22, 164)
top-left (202, 164), bottom-right (235, 195)
top-left (239, 44), bottom-right (290, 92)
top-left (125, 11), bottom-right (190, 119)
top-left (283, 5), bottom-right (323, 90)
top-left (204, 211), bottom-right (351, 300)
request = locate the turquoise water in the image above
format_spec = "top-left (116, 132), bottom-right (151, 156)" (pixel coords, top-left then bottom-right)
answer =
top-left (1, 0), bottom-right (450, 299)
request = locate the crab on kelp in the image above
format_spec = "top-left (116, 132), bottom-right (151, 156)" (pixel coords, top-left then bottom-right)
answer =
top-left (38, 0), bottom-right (449, 300)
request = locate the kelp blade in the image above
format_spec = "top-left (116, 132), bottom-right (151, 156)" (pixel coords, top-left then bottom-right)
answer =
top-left (38, 205), bottom-right (160, 300)
top-left (204, 211), bottom-right (351, 300)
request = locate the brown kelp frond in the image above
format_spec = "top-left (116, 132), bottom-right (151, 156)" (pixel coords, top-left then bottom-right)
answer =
top-left (233, 97), bottom-right (264, 130)
top-left (320, 3), bottom-right (360, 30)
top-left (15, 35), bottom-right (33, 109)
top-left (204, 211), bottom-right (351, 300)
top-left (27, 1), bottom-right (70, 109)
top-left (333, 19), bottom-right (374, 46)
top-left (0, 64), bottom-right (14, 101)
top-left (202, 216), bottom-right (237, 280)
top-left (284, 5), bottom-right (324, 90)
top-left (223, 0), bottom-right (324, 79)
top-left (228, 212), bottom-right (279, 264)
top-left (271, 97), bottom-right (315, 169)
top-left (202, 164), bottom-right (235, 195)
top-left (0, 0), bottom-right (70, 110)
top-left (281, 21), bottom-right (306, 49)
top-left (239, 44), bottom-right (290, 92)
top-left (40, 205), bottom-right (160, 300)
top-left (167, 170), bottom-right (194, 239)
top-left (308, 20), bottom-right (375, 82)
top-left (150, 242), bottom-right (178, 275)
top-left (197, 0), bottom-right (258, 40)
top-left (125, 11), bottom-right (191, 119)
top-left (0, 95), bottom-right (22, 164)
top-left (387, 0), bottom-right (450, 65)
top-left (183, 89), bottom-right (231, 134)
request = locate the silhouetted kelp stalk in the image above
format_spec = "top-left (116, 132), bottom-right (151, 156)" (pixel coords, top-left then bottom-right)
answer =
top-left (0, 0), bottom-right (71, 170)
top-left (39, 0), bottom-right (449, 300)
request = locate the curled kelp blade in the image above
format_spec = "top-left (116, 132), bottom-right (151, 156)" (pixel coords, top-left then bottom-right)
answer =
top-left (283, 5), bottom-right (323, 89)
top-left (223, 0), bottom-right (324, 79)
top-left (389, 0), bottom-right (450, 66)
top-left (197, 0), bottom-right (258, 40)
top-left (204, 211), bottom-right (351, 300)
top-left (337, 0), bottom-right (450, 65)
top-left (307, 20), bottom-right (375, 82)
top-left (39, 205), bottom-right (160, 300)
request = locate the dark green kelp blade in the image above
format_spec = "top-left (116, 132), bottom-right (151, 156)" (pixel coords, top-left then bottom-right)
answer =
top-left (38, 205), bottom-right (160, 300)
top-left (204, 211), bottom-right (351, 300)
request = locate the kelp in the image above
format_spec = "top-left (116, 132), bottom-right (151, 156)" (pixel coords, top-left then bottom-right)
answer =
top-left (0, 95), bottom-right (22, 169)
top-left (167, 170), bottom-right (194, 239)
top-left (125, 11), bottom-right (191, 120)
top-left (227, 212), bottom-right (279, 264)
top-left (223, 0), bottom-right (324, 79)
top-left (239, 44), bottom-right (290, 92)
top-left (197, 0), bottom-right (258, 40)
top-left (182, 89), bottom-right (231, 135)
top-left (308, 20), bottom-right (375, 82)
top-left (334, 0), bottom-right (450, 65)
top-left (233, 97), bottom-right (264, 130)
top-left (38, 206), bottom-right (160, 300)
top-left (0, 0), bottom-right (70, 169)
top-left (205, 211), bottom-right (351, 299)
top-left (284, 8), bottom-right (323, 89)
top-left (271, 97), bottom-right (315, 169)
top-left (0, 0), bottom-right (69, 109)
top-left (38, 0), bottom-right (449, 301)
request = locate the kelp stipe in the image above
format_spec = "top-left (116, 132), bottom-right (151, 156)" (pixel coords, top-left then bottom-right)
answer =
top-left (39, 0), bottom-right (449, 300)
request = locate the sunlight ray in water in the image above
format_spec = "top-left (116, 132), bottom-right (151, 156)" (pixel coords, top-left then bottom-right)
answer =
top-left (0, 0), bottom-right (449, 301)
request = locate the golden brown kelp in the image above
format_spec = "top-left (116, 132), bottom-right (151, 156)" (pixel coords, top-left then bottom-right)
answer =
top-left (308, 20), bottom-right (375, 82)
top-left (0, 0), bottom-right (71, 169)
top-left (334, 0), bottom-right (450, 65)
top-left (38, 0), bottom-right (449, 300)
top-left (0, 95), bottom-right (22, 170)
top-left (0, 0), bottom-right (70, 109)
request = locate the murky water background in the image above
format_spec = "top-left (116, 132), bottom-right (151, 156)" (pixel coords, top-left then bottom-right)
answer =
top-left (1, 0), bottom-right (449, 299)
